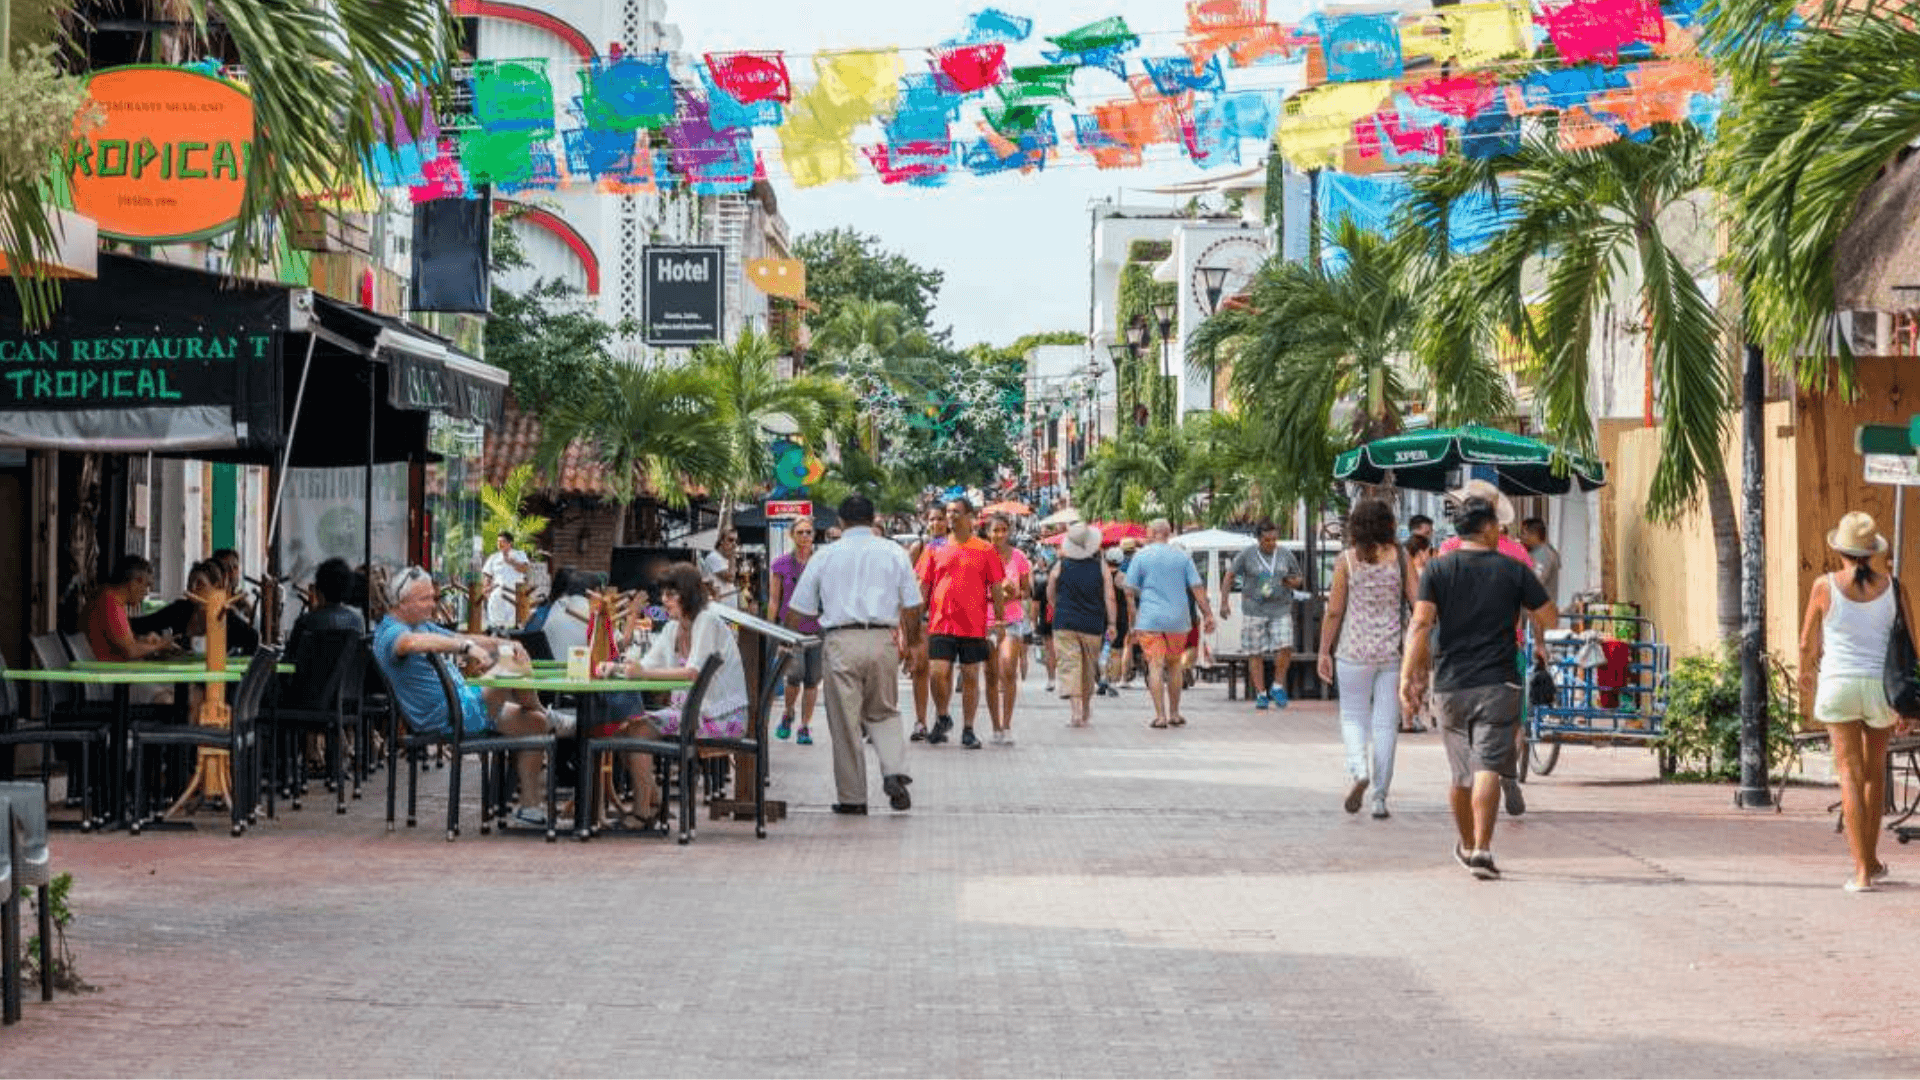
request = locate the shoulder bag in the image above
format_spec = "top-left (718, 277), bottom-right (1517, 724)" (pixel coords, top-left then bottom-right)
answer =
top-left (1883, 576), bottom-right (1920, 719)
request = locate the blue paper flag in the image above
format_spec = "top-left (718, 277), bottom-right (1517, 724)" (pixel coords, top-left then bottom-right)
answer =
top-left (948, 8), bottom-right (1033, 45)
top-left (700, 67), bottom-right (783, 129)
top-left (1316, 13), bottom-right (1404, 84)
top-left (1142, 55), bottom-right (1226, 96)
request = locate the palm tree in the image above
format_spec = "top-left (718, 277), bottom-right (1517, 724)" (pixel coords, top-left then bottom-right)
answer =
top-left (692, 328), bottom-right (850, 530)
top-left (1188, 218), bottom-right (1503, 507)
top-left (1702, 0), bottom-right (1920, 377)
top-left (1408, 124), bottom-right (1738, 634)
top-left (534, 362), bottom-right (732, 546)
top-left (3, 0), bottom-right (458, 324)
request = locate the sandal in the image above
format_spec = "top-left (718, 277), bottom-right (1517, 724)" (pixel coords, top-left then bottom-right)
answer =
top-left (1150, 718), bottom-right (1169, 729)
top-left (1169, 714), bottom-right (1187, 727)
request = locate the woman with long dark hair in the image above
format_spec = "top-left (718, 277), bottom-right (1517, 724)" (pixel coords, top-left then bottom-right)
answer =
top-left (1318, 499), bottom-right (1418, 819)
top-left (1800, 512), bottom-right (1906, 892)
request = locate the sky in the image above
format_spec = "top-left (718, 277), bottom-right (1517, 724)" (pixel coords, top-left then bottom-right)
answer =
top-left (668, 0), bottom-right (1313, 348)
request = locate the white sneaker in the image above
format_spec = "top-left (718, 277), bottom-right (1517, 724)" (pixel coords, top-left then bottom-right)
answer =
top-left (1001, 732), bottom-right (1016, 747)
top-left (989, 729), bottom-right (1006, 746)
top-left (1044, 681), bottom-right (1055, 692)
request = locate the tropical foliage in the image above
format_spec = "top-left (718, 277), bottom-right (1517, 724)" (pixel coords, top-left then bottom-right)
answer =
top-left (478, 464), bottom-right (551, 554)
top-left (2, 0), bottom-right (459, 324)
top-left (1406, 125), bottom-right (1725, 521)
top-left (691, 328), bottom-right (849, 522)
top-left (1701, 0), bottom-right (1920, 381)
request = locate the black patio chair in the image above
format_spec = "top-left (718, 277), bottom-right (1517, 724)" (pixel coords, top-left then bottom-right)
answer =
top-left (0, 644), bottom-right (108, 830)
top-left (583, 653), bottom-right (722, 845)
top-left (128, 648), bottom-right (278, 837)
top-left (383, 655), bottom-right (559, 841)
top-left (694, 644), bottom-right (792, 839)
top-left (0, 780), bottom-right (56, 1025)
top-left (265, 628), bottom-right (368, 816)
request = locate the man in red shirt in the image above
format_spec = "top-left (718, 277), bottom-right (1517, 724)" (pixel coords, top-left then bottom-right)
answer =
top-left (918, 497), bottom-right (1006, 749)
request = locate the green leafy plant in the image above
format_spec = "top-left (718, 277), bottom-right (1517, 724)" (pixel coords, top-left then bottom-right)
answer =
top-left (1656, 645), bottom-right (1801, 780)
top-left (20, 872), bottom-right (93, 994)
top-left (478, 463), bottom-right (550, 554)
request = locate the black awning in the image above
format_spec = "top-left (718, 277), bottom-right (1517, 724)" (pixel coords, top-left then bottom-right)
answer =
top-left (0, 253), bottom-right (508, 462)
top-left (0, 252), bottom-right (286, 452)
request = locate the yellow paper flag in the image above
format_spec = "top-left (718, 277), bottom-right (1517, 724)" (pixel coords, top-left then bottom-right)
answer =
top-left (747, 258), bottom-right (807, 301)
top-left (1440, 1), bottom-right (1535, 67)
top-left (812, 50), bottom-right (905, 123)
top-left (1276, 80), bottom-right (1392, 171)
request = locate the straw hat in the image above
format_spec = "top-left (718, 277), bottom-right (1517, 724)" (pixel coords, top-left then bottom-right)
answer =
top-left (1446, 478), bottom-right (1515, 527)
top-left (1828, 511), bottom-right (1889, 557)
top-left (1062, 522), bottom-right (1103, 560)
top-left (1120, 537), bottom-right (1140, 553)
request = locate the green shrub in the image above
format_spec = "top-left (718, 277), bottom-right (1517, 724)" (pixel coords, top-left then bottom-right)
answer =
top-left (1655, 644), bottom-right (1800, 780)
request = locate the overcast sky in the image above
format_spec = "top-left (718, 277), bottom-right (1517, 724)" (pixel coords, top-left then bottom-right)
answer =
top-left (669, 0), bottom-right (1311, 348)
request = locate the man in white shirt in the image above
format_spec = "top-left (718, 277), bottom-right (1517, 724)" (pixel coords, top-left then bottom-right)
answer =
top-left (480, 531), bottom-right (530, 631)
top-left (701, 530), bottom-right (740, 608)
top-left (789, 494), bottom-right (925, 815)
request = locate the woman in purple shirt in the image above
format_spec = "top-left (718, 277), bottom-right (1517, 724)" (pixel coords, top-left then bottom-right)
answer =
top-left (767, 519), bottom-right (824, 744)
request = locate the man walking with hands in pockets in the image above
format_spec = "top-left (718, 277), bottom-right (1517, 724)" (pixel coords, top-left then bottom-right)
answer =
top-left (789, 494), bottom-right (925, 814)
top-left (1400, 495), bottom-right (1557, 880)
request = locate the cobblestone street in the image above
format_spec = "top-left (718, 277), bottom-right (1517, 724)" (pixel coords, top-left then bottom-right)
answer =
top-left (5, 670), bottom-right (1916, 1078)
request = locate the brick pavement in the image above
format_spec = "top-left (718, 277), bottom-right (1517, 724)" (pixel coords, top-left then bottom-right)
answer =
top-left (4, 666), bottom-right (1918, 1078)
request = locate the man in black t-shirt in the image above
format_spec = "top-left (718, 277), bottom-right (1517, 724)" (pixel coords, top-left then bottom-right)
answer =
top-left (1400, 496), bottom-right (1557, 881)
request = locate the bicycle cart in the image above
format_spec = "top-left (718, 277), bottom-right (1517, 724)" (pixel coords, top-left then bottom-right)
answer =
top-left (1523, 609), bottom-right (1671, 780)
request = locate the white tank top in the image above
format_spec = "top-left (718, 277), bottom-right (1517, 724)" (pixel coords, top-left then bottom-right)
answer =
top-left (1822, 572), bottom-right (1895, 679)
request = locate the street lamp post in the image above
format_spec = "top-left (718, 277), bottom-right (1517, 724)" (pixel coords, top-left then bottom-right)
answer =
top-left (1151, 300), bottom-right (1175, 427)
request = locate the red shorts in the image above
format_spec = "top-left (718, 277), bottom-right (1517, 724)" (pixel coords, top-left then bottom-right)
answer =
top-left (1136, 631), bottom-right (1187, 663)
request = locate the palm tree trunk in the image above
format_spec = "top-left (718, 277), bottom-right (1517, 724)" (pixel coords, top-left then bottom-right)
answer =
top-left (612, 502), bottom-right (628, 547)
top-left (1705, 460), bottom-right (1741, 641)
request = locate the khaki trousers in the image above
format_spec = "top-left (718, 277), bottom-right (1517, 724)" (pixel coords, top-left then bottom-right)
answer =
top-left (821, 627), bottom-right (909, 805)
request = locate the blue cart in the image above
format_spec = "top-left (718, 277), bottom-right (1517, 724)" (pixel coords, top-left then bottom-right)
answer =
top-left (1522, 612), bottom-right (1672, 780)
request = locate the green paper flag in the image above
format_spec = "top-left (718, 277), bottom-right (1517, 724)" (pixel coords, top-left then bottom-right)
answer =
top-left (996, 64), bottom-right (1078, 106)
top-left (1046, 16), bottom-right (1139, 55)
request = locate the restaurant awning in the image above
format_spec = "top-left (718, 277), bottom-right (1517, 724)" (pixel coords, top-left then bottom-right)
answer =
top-left (0, 252), bottom-right (507, 460)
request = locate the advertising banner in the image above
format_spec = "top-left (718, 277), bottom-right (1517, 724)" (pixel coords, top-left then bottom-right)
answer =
top-left (643, 246), bottom-right (724, 345)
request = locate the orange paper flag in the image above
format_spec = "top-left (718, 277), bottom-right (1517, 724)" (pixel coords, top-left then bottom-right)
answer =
top-left (747, 258), bottom-right (807, 300)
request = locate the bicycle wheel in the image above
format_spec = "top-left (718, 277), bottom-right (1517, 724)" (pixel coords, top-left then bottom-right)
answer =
top-left (1530, 738), bottom-right (1561, 776)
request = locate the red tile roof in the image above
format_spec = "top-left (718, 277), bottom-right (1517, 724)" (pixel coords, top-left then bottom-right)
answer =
top-left (482, 407), bottom-right (611, 496)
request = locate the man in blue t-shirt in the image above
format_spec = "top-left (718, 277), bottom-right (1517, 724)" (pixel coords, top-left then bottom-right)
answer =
top-left (1123, 519), bottom-right (1217, 728)
top-left (373, 565), bottom-right (556, 826)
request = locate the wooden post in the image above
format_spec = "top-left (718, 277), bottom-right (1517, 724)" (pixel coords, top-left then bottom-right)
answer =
top-left (166, 586), bottom-right (236, 819)
top-left (515, 581), bottom-right (533, 627)
top-left (587, 587), bottom-right (622, 671)
top-left (466, 579), bottom-right (484, 633)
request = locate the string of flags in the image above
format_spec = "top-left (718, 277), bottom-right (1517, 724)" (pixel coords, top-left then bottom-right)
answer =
top-left (351, 0), bottom-right (1723, 201)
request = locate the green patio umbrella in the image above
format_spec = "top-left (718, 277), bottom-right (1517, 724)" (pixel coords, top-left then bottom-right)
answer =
top-left (1332, 424), bottom-right (1606, 496)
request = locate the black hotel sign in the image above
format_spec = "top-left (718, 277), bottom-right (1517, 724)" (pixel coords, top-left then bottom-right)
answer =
top-left (643, 246), bottom-right (724, 346)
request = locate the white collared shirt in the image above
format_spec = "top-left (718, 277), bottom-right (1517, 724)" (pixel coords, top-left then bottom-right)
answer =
top-left (788, 526), bottom-right (921, 628)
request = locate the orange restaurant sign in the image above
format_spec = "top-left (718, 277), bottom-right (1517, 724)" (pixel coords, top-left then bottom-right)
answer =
top-left (64, 66), bottom-right (254, 244)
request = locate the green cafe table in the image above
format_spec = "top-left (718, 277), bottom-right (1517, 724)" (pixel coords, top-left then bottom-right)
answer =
top-left (470, 671), bottom-right (688, 841)
top-left (2, 666), bottom-right (247, 829)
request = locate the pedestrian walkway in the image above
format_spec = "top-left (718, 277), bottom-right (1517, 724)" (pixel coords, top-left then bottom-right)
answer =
top-left (3, 669), bottom-right (1915, 1077)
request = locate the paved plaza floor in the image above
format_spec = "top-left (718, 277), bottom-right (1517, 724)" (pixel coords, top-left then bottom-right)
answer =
top-left (4, 666), bottom-right (1918, 1078)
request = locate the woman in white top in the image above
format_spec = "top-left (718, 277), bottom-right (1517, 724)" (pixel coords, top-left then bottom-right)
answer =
top-left (1799, 511), bottom-right (1907, 892)
top-left (599, 562), bottom-right (749, 826)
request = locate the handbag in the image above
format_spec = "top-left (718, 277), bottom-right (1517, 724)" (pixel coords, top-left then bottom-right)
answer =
top-left (1528, 662), bottom-right (1558, 708)
top-left (1883, 577), bottom-right (1920, 719)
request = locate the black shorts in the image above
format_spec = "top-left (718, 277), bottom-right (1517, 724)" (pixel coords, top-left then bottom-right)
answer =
top-left (928, 634), bottom-right (991, 665)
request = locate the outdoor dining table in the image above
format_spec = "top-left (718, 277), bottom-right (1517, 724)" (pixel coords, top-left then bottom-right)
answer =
top-left (2, 665), bottom-right (248, 829)
top-left (469, 671), bottom-right (690, 841)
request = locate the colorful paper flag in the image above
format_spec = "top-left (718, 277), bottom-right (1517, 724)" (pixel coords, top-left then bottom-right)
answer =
top-left (1046, 16), bottom-right (1139, 56)
top-left (1142, 55), bottom-right (1226, 96)
top-left (949, 8), bottom-right (1033, 45)
top-left (704, 52), bottom-right (793, 104)
top-left (1315, 13), bottom-right (1403, 84)
top-left (1536, 0), bottom-right (1665, 65)
top-left (932, 43), bottom-right (1007, 94)
top-left (578, 55), bottom-right (674, 132)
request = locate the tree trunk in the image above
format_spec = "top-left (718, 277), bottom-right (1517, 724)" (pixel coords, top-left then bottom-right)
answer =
top-left (1705, 460), bottom-right (1741, 642)
top-left (612, 502), bottom-right (628, 547)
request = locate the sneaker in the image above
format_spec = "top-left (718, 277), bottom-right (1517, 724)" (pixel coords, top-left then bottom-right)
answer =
top-left (910, 723), bottom-right (929, 742)
top-left (1454, 843), bottom-right (1474, 872)
top-left (1254, 692), bottom-right (1270, 711)
top-left (883, 774), bottom-right (912, 811)
top-left (796, 728), bottom-right (813, 746)
top-left (1873, 861), bottom-right (1892, 884)
top-left (928, 715), bottom-right (953, 745)
top-left (1045, 680), bottom-right (1055, 692)
top-left (1370, 797), bottom-right (1389, 820)
top-left (1344, 778), bottom-right (1369, 814)
top-left (1503, 778), bottom-right (1527, 816)
top-left (511, 805), bottom-right (548, 828)
top-left (989, 729), bottom-right (1005, 746)
top-left (1001, 732), bottom-right (1016, 747)
top-left (1469, 850), bottom-right (1501, 880)
top-left (961, 727), bottom-right (982, 750)
top-left (1268, 686), bottom-right (1290, 709)
top-left (776, 715), bottom-right (793, 740)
